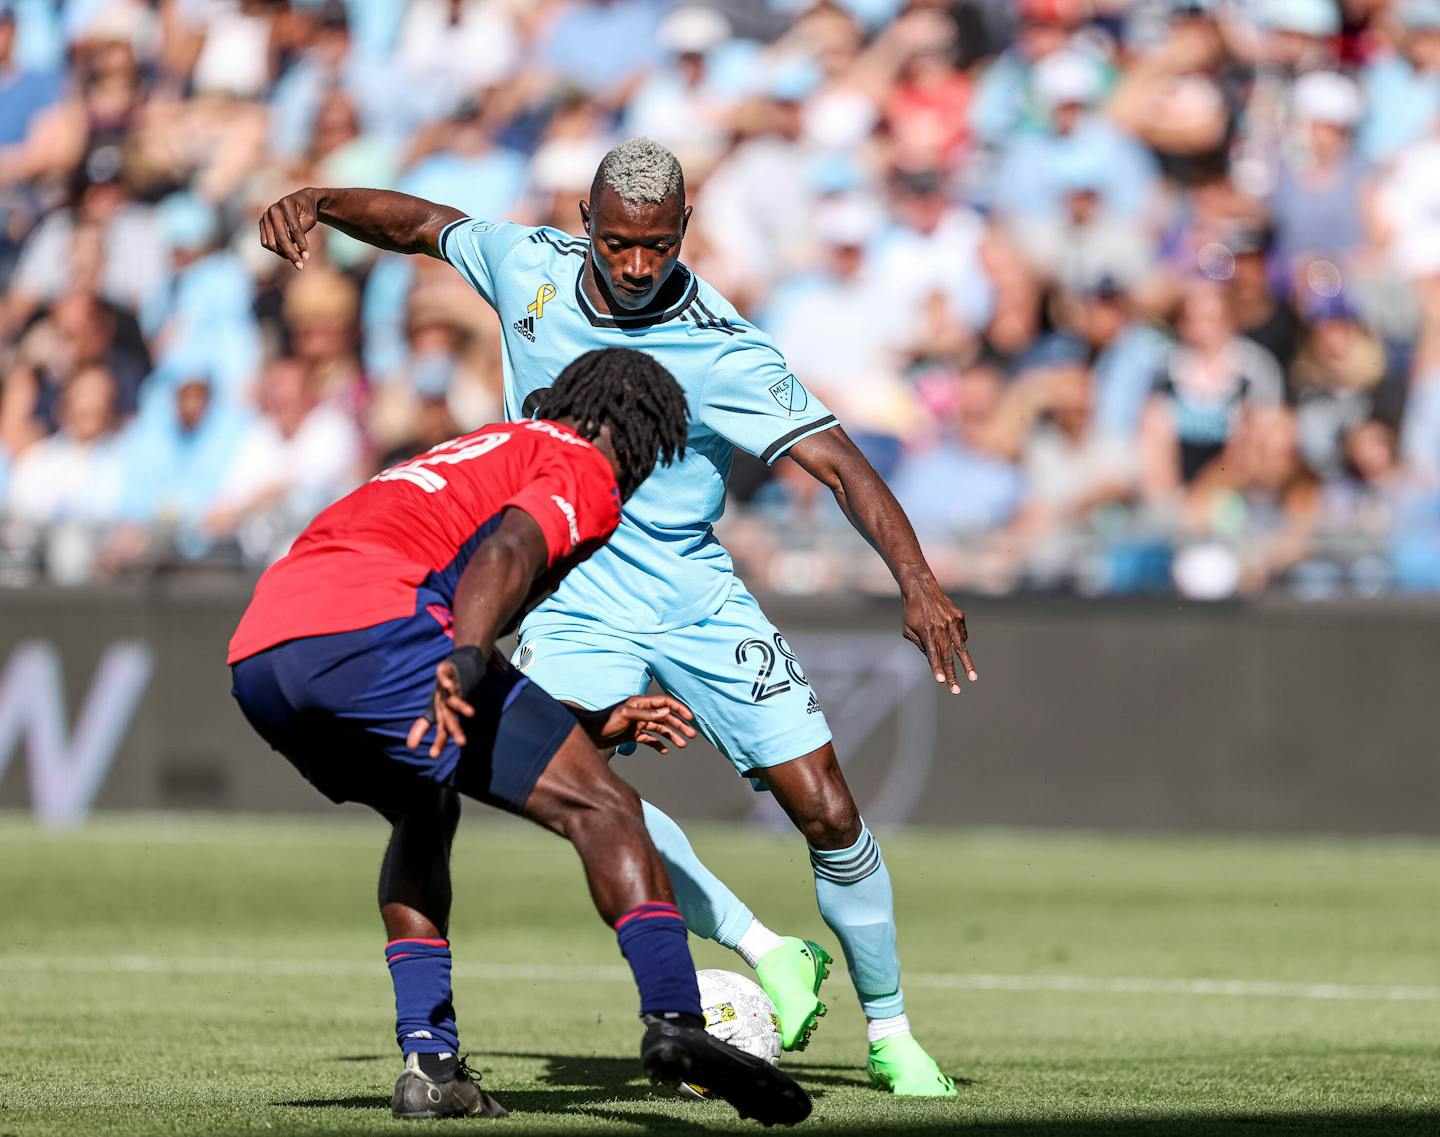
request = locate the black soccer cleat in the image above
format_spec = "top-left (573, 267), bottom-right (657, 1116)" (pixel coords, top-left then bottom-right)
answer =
top-left (640, 1013), bottom-right (812, 1127)
top-left (391, 1052), bottom-right (509, 1120)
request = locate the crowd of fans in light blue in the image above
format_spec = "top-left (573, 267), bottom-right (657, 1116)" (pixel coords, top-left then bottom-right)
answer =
top-left (2, 0), bottom-right (1440, 598)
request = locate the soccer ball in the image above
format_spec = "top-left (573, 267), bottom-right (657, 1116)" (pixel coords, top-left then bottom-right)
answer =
top-left (677, 969), bottom-right (782, 1100)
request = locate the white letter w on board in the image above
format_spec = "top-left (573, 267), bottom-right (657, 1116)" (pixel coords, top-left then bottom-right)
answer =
top-left (0, 641), bottom-right (154, 827)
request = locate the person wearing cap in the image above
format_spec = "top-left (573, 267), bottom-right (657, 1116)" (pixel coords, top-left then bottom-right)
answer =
top-left (623, 6), bottom-right (735, 167)
top-left (696, 55), bottom-right (826, 297)
top-left (1358, 0), bottom-right (1440, 161)
top-left (765, 194), bottom-right (915, 475)
top-left (1225, 223), bottom-right (1302, 374)
top-left (869, 166), bottom-right (992, 347)
top-left (1291, 290), bottom-right (1397, 477)
top-left (1065, 271), bottom-right (1173, 441)
top-left (1010, 144), bottom-right (1157, 297)
top-left (970, 0), bottom-right (1090, 146)
top-left (139, 192), bottom-right (258, 374)
top-left (991, 49), bottom-right (1159, 221)
top-left (1271, 70), bottom-right (1370, 269)
top-left (1262, 0), bottom-right (1340, 72)
top-left (105, 354), bottom-right (253, 568)
top-left (8, 146), bottom-right (167, 320)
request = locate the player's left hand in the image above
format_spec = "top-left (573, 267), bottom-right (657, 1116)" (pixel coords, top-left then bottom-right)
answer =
top-left (590, 695), bottom-right (697, 755)
top-left (901, 581), bottom-right (977, 695)
top-left (407, 650), bottom-right (483, 758)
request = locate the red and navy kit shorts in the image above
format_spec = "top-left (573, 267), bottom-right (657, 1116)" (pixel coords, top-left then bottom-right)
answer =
top-left (230, 587), bottom-right (579, 815)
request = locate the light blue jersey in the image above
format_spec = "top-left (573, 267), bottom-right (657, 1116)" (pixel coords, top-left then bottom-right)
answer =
top-left (439, 218), bottom-right (837, 633)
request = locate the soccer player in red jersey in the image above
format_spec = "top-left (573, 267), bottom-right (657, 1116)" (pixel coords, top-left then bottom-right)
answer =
top-left (228, 348), bottom-right (810, 1126)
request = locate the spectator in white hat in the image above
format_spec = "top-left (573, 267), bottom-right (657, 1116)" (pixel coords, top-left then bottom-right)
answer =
top-left (991, 50), bottom-right (1160, 222)
top-left (623, 7), bottom-right (735, 168)
top-left (1271, 71), bottom-right (1371, 271)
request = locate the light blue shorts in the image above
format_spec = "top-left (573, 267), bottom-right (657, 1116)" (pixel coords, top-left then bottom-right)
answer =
top-left (514, 581), bottom-right (832, 777)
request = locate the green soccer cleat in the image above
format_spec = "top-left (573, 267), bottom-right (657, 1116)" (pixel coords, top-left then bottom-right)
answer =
top-left (867, 1034), bottom-right (958, 1097)
top-left (754, 937), bottom-right (832, 1052)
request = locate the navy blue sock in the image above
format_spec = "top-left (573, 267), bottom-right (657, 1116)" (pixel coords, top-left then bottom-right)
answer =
top-left (615, 902), bottom-right (703, 1020)
top-left (385, 938), bottom-right (460, 1055)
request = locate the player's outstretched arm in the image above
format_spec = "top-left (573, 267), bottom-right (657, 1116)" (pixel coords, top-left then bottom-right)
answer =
top-left (259, 187), bottom-right (465, 269)
top-left (788, 426), bottom-right (978, 694)
top-left (406, 507), bottom-right (550, 757)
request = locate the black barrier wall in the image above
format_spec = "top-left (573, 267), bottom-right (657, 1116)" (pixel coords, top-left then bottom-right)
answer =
top-left (1, 584), bottom-right (1437, 834)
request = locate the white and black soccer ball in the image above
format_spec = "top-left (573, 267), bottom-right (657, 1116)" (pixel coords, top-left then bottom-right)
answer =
top-left (677, 969), bottom-right (782, 1101)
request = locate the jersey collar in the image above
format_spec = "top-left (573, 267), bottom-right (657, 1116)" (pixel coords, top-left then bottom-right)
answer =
top-left (574, 256), bottom-right (698, 330)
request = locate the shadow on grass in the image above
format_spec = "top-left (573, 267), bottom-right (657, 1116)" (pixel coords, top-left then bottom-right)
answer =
top-left (275, 1052), bottom-right (1439, 1135)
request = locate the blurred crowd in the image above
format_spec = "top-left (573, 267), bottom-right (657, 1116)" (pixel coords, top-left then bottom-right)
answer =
top-left (2, 0), bottom-right (1440, 598)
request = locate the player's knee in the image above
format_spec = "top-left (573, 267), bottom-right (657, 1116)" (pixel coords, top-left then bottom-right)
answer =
top-left (797, 790), bottom-right (862, 850)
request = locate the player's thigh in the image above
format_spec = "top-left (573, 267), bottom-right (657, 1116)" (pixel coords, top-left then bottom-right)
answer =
top-left (518, 718), bottom-right (645, 836)
top-left (647, 584), bottom-right (833, 778)
top-left (513, 619), bottom-right (651, 711)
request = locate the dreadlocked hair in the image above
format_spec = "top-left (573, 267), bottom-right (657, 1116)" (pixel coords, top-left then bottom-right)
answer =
top-left (536, 347), bottom-right (689, 499)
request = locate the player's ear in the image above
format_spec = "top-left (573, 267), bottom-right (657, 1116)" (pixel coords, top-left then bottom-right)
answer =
top-left (681, 204), bottom-right (692, 236)
top-left (579, 200), bottom-right (591, 232)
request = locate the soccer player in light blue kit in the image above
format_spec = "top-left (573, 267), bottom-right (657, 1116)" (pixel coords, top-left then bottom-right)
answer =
top-left (259, 138), bottom-right (976, 1095)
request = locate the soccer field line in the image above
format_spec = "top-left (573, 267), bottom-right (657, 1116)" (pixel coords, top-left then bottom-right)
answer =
top-left (6, 954), bottom-right (1438, 1004)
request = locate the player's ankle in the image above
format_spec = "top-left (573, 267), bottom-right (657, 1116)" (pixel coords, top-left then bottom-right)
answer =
top-left (866, 1013), bottom-right (911, 1044)
top-left (414, 1051), bottom-right (460, 1082)
top-left (735, 918), bottom-right (785, 968)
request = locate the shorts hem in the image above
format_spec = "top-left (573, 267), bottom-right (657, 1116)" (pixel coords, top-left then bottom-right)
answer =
top-left (724, 722), bottom-right (833, 777)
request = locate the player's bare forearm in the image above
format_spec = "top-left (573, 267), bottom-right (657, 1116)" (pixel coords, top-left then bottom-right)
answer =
top-left (408, 509), bottom-right (550, 756)
top-left (258, 187), bottom-right (464, 268)
top-left (788, 426), bottom-right (977, 690)
top-left (450, 509), bottom-right (550, 658)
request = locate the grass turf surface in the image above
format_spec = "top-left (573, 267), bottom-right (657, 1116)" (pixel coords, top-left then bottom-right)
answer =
top-left (0, 816), bottom-right (1437, 1136)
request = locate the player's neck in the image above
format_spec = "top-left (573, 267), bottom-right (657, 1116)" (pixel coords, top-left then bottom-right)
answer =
top-left (582, 257), bottom-right (687, 320)
top-left (552, 416), bottom-right (622, 485)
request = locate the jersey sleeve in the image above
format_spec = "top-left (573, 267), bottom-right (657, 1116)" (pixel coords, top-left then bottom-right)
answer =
top-left (699, 329), bottom-right (838, 465)
top-left (501, 450), bottom-right (621, 569)
top-left (438, 217), bottom-right (529, 308)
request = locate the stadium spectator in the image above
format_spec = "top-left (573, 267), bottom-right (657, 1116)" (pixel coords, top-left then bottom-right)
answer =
top-left (1270, 71), bottom-right (1370, 274)
top-left (1359, 0), bottom-right (1440, 161)
top-left (991, 49), bottom-right (1159, 222)
top-left (0, 0), bottom-right (1436, 595)
top-left (4, 363), bottom-right (125, 581)
top-left (1141, 278), bottom-right (1285, 501)
top-left (206, 358), bottom-right (363, 566)
top-left (1291, 292), bottom-right (1397, 478)
top-left (104, 363), bottom-right (252, 569)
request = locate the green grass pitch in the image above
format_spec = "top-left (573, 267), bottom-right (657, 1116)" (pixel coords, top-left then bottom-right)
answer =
top-left (1, 815), bottom-right (1437, 1136)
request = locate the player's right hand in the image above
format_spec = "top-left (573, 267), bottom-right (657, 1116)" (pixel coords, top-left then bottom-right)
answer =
top-left (258, 188), bottom-right (319, 270)
top-left (408, 656), bottom-right (478, 758)
top-left (589, 695), bottom-right (697, 756)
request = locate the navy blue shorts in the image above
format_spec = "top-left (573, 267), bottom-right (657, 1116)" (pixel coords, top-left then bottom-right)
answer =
top-left (230, 589), bottom-right (579, 816)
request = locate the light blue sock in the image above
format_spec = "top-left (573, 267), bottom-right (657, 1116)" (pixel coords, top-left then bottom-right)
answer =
top-left (809, 822), bottom-right (905, 1020)
top-left (641, 799), bottom-right (755, 949)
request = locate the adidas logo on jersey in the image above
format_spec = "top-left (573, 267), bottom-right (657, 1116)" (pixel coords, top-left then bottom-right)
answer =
top-left (806, 691), bottom-right (823, 715)
top-left (513, 316), bottom-right (536, 342)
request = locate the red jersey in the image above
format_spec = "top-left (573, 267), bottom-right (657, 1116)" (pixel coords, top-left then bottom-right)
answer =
top-left (228, 420), bottom-right (621, 664)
